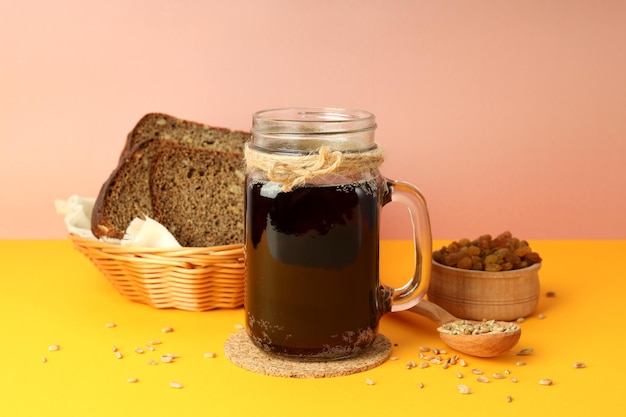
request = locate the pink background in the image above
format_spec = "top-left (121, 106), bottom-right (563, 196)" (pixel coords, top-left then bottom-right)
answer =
top-left (1, 0), bottom-right (625, 241)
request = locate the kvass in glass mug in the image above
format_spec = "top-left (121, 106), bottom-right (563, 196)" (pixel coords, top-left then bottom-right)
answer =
top-left (244, 107), bottom-right (431, 360)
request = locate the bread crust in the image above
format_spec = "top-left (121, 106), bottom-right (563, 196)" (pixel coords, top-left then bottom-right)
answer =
top-left (91, 138), bottom-right (168, 240)
top-left (121, 113), bottom-right (248, 161)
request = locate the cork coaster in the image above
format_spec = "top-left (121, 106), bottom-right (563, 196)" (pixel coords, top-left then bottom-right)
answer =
top-left (224, 330), bottom-right (392, 378)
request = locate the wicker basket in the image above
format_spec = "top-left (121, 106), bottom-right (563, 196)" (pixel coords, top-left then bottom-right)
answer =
top-left (70, 234), bottom-right (245, 311)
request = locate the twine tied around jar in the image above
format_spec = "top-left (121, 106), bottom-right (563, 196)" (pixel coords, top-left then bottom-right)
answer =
top-left (244, 143), bottom-right (385, 192)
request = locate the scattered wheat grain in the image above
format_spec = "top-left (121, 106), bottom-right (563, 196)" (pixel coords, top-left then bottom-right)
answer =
top-left (457, 384), bottom-right (472, 394)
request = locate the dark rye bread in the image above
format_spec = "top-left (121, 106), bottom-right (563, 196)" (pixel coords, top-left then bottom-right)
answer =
top-left (121, 113), bottom-right (249, 161)
top-left (150, 145), bottom-right (245, 247)
top-left (92, 113), bottom-right (249, 244)
top-left (91, 138), bottom-right (168, 240)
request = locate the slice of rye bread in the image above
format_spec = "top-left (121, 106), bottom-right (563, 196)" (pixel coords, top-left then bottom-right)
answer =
top-left (91, 138), bottom-right (170, 240)
top-left (120, 113), bottom-right (249, 162)
top-left (92, 113), bottom-right (249, 242)
top-left (149, 144), bottom-right (245, 247)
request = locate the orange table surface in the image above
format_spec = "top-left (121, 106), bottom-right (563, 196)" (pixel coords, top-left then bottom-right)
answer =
top-left (1, 239), bottom-right (625, 416)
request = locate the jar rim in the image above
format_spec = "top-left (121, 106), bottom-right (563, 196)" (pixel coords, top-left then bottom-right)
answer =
top-left (252, 107), bottom-right (375, 134)
top-left (251, 107), bottom-right (377, 153)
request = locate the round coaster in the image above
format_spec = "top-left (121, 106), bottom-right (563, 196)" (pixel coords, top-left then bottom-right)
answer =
top-left (224, 330), bottom-right (392, 378)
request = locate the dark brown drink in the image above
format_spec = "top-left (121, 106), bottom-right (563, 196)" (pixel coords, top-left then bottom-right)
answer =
top-left (245, 178), bottom-right (392, 360)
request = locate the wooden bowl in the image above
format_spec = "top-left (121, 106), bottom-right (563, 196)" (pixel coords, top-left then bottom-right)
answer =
top-left (427, 261), bottom-right (541, 321)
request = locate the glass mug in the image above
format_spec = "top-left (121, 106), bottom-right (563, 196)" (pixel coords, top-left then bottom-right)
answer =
top-left (244, 107), bottom-right (432, 360)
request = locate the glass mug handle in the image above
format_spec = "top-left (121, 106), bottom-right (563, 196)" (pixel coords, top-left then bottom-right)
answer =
top-left (384, 179), bottom-right (432, 312)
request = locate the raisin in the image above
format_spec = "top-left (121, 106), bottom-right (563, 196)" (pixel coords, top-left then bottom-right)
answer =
top-left (432, 231), bottom-right (542, 271)
top-left (485, 263), bottom-right (503, 272)
top-left (467, 245), bottom-right (481, 256)
top-left (525, 252), bottom-right (542, 265)
top-left (456, 257), bottom-right (473, 270)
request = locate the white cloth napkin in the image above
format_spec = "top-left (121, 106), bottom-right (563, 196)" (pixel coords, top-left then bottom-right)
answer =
top-left (55, 195), bottom-right (181, 248)
top-left (121, 217), bottom-right (181, 248)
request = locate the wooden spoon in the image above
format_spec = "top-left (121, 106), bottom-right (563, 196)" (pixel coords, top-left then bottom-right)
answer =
top-left (408, 299), bottom-right (522, 357)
